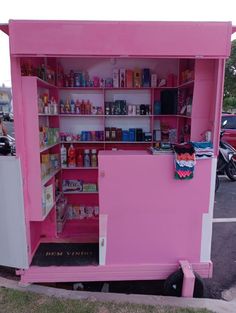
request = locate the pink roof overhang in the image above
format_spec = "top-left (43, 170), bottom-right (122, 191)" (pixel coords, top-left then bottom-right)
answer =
top-left (2, 20), bottom-right (236, 58)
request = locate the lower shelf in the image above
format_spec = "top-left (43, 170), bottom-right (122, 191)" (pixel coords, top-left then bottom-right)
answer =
top-left (31, 242), bottom-right (99, 266)
top-left (57, 218), bottom-right (99, 239)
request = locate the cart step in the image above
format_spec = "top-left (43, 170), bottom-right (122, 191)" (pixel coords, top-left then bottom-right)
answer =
top-left (31, 243), bottom-right (99, 266)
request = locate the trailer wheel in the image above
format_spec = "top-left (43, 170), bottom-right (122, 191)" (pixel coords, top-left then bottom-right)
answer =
top-left (163, 268), bottom-right (205, 298)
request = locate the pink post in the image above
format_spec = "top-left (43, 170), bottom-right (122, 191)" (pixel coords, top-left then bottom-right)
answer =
top-left (179, 260), bottom-right (195, 297)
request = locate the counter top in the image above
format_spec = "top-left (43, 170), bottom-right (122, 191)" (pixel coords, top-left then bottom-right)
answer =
top-left (98, 150), bottom-right (173, 156)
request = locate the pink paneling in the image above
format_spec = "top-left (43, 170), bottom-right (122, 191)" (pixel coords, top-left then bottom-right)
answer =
top-left (21, 77), bottom-right (43, 221)
top-left (61, 219), bottom-right (99, 238)
top-left (19, 262), bottom-right (212, 284)
top-left (30, 222), bottom-right (42, 260)
top-left (9, 21), bottom-right (232, 57)
top-left (191, 60), bottom-right (218, 143)
top-left (99, 151), bottom-right (211, 265)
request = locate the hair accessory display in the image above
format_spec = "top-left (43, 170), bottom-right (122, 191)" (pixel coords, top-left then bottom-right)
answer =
top-left (191, 141), bottom-right (214, 159)
top-left (173, 143), bottom-right (196, 180)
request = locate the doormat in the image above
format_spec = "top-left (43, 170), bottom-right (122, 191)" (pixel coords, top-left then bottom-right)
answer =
top-left (31, 243), bottom-right (99, 266)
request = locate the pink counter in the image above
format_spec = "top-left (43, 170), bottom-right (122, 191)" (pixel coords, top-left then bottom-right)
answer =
top-left (99, 150), bottom-right (215, 265)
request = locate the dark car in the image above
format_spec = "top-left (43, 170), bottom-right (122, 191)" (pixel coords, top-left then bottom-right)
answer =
top-left (221, 113), bottom-right (236, 149)
top-left (3, 112), bottom-right (13, 122)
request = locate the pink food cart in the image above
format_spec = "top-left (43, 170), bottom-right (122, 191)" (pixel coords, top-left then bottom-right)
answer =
top-left (0, 20), bottom-right (234, 297)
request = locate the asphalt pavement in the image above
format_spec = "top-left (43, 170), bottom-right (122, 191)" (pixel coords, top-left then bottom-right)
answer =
top-left (204, 176), bottom-right (236, 299)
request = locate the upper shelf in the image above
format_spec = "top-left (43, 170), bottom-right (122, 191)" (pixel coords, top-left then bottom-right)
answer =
top-left (28, 76), bottom-right (194, 91)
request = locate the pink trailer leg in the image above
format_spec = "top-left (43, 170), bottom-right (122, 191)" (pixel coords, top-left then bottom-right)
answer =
top-left (179, 260), bottom-right (195, 297)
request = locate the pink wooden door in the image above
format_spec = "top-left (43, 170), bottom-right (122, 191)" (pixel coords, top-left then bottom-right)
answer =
top-left (98, 151), bottom-right (212, 266)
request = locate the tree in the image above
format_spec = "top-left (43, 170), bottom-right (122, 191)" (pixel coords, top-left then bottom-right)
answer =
top-left (223, 39), bottom-right (236, 111)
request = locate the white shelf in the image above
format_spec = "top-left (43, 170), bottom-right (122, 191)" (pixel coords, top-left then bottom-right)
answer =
top-left (37, 77), bottom-right (57, 89)
top-left (178, 80), bottom-right (194, 88)
top-left (105, 115), bottom-right (152, 118)
top-left (41, 168), bottom-right (61, 186)
top-left (40, 142), bottom-right (59, 153)
top-left (61, 141), bottom-right (104, 144)
top-left (62, 167), bottom-right (98, 170)
top-left (107, 141), bottom-right (151, 144)
top-left (38, 113), bottom-right (59, 116)
top-left (63, 191), bottom-right (99, 194)
top-left (60, 114), bottom-right (105, 117)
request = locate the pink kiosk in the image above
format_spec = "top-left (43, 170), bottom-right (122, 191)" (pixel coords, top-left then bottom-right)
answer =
top-left (0, 20), bottom-right (234, 297)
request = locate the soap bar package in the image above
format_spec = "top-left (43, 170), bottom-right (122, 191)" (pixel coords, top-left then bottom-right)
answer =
top-left (62, 180), bottom-right (83, 193)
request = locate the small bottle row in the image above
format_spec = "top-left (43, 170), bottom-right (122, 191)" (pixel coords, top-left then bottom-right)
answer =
top-left (38, 93), bottom-right (58, 115)
top-left (105, 127), bottom-right (152, 142)
top-left (60, 131), bottom-right (104, 142)
top-left (61, 145), bottom-right (98, 168)
top-left (60, 98), bottom-right (103, 115)
top-left (57, 64), bottom-right (178, 88)
top-left (39, 127), bottom-right (60, 149)
top-left (41, 153), bottom-right (60, 179)
top-left (105, 101), bottom-right (151, 116)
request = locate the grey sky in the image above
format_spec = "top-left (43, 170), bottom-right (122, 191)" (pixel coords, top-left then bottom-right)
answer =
top-left (1, 0), bottom-right (236, 86)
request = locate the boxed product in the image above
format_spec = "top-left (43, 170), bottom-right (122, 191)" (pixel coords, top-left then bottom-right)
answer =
top-left (83, 183), bottom-right (97, 192)
top-left (62, 180), bottom-right (83, 192)
top-left (142, 68), bottom-right (151, 87)
top-left (151, 74), bottom-right (157, 87)
top-left (126, 70), bottom-right (133, 88)
top-left (134, 68), bottom-right (141, 87)
top-left (42, 184), bottom-right (54, 216)
top-left (113, 69), bottom-right (119, 88)
top-left (119, 68), bottom-right (126, 87)
top-left (41, 154), bottom-right (50, 177)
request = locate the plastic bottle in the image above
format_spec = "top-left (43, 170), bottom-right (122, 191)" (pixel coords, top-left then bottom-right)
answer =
top-left (70, 99), bottom-right (75, 114)
top-left (76, 150), bottom-right (83, 167)
top-left (91, 149), bottom-right (97, 167)
top-left (61, 144), bottom-right (67, 168)
top-left (68, 144), bottom-right (76, 167)
top-left (84, 149), bottom-right (90, 167)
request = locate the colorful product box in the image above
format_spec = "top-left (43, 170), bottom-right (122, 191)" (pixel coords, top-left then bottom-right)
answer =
top-left (62, 180), bottom-right (83, 193)
top-left (134, 68), bottom-right (141, 87)
top-left (113, 69), bottom-right (119, 88)
top-left (119, 68), bottom-right (126, 88)
top-left (126, 70), bottom-right (133, 88)
top-left (151, 74), bottom-right (157, 87)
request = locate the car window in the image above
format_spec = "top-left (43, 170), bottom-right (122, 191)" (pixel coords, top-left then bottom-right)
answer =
top-left (221, 116), bottom-right (236, 129)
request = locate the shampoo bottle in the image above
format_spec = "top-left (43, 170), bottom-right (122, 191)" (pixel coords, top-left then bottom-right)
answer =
top-left (61, 144), bottom-right (67, 168)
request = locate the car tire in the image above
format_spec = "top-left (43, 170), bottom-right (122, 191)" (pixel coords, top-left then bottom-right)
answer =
top-left (163, 268), bottom-right (205, 298)
top-left (225, 161), bottom-right (236, 181)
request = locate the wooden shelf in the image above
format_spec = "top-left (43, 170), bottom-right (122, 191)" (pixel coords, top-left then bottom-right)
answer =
top-left (40, 142), bottom-right (59, 153)
top-left (36, 77), bottom-right (57, 89)
top-left (153, 114), bottom-right (191, 118)
top-left (58, 87), bottom-right (104, 91)
top-left (63, 191), bottom-right (99, 194)
top-left (106, 141), bottom-right (151, 144)
top-left (62, 167), bottom-right (98, 170)
top-left (61, 141), bottom-right (104, 144)
top-left (105, 115), bottom-right (152, 117)
top-left (38, 113), bottom-right (59, 116)
top-left (178, 80), bottom-right (194, 88)
top-left (60, 114), bottom-right (105, 117)
top-left (41, 168), bottom-right (61, 186)
top-left (60, 141), bottom-right (151, 144)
